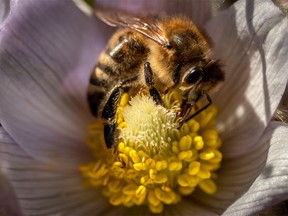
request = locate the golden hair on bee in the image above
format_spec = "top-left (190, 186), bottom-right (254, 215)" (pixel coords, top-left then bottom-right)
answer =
top-left (88, 12), bottom-right (224, 149)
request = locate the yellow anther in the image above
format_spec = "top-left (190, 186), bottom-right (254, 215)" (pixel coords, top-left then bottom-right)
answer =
top-left (208, 150), bottom-right (223, 163)
top-left (122, 195), bottom-right (133, 207)
top-left (118, 122), bottom-right (127, 128)
top-left (133, 163), bottom-right (146, 171)
top-left (123, 146), bottom-right (131, 155)
top-left (178, 174), bottom-right (199, 187)
top-left (187, 119), bottom-right (200, 132)
top-left (199, 179), bottom-right (217, 194)
top-left (81, 91), bottom-right (223, 214)
top-left (137, 150), bottom-right (149, 159)
top-left (109, 193), bottom-right (122, 206)
top-left (193, 136), bottom-right (204, 150)
top-left (126, 169), bottom-right (137, 178)
top-left (123, 184), bottom-right (138, 195)
top-left (178, 186), bottom-right (195, 196)
top-left (188, 161), bottom-right (201, 175)
top-left (149, 169), bottom-right (157, 179)
top-left (172, 145), bottom-right (180, 154)
top-left (155, 160), bottom-right (167, 171)
top-left (148, 190), bottom-right (161, 206)
top-left (154, 173), bottom-right (168, 184)
top-left (118, 142), bottom-right (125, 152)
top-left (154, 188), bottom-right (164, 201)
top-left (177, 174), bottom-right (191, 187)
top-left (112, 161), bottom-right (124, 170)
top-left (197, 168), bottom-right (211, 179)
top-left (136, 185), bottom-right (147, 198)
top-left (202, 129), bottom-right (219, 147)
top-left (129, 150), bottom-right (140, 163)
top-left (199, 150), bottom-right (215, 160)
top-left (107, 180), bottom-right (121, 193)
top-left (145, 158), bottom-right (156, 169)
top-left (178, 150), bottom-right (193, 161)
top-left (161, 186), bottom-right (171, 192)
top-left (149, 202), bottom-right (164, 214)
top-left (202, 162), bottom-right (221, 171)
top-left (168, 161), bottom-right (182, 171)
top-left (199, 111), bottom-right (214, 127)
top-left (119, 153), bottom-right (129, 165)
top-left (179, 135), bottom-right (192, 151)
top-left (181, 123), bottom-right (190, 134)
top-left (120, 93), bottom-right (130, 106)
top-left (89, 163), bottom-right (107, 179)
top-left (140, 175), bottom-right (153, 185)
top-left (162, 190), bottom-right (176, 204)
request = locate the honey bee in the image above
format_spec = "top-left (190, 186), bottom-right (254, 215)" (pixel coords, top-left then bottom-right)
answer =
top-left (88, 11), bottom-right (224, 149)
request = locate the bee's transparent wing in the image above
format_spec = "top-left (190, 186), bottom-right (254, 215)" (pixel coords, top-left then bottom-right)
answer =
top-left (95, 9), bottom-right (171, 48)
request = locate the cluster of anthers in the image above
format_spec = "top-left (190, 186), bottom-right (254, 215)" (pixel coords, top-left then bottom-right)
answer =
top-left (80, 90), bottom-right (222, 214)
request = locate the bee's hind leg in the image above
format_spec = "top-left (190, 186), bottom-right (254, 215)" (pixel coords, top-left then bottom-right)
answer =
top-left (102, 86), bottom-right (122, 149)
top-left (144, 62), bottom-right (163, 106)
top-left (101, 75), bottom-right (138, 149)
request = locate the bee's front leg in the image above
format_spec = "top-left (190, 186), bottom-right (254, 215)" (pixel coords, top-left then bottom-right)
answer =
top-left (144, 62), bottom-right (163, 106)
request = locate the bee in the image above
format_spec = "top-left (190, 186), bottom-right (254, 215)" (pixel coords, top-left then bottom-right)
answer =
top-left (88, 11), bottom-right (224, 150)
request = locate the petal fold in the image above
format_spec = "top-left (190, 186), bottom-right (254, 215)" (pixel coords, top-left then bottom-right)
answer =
top-left (206, 0), bottom-right (288, 157)
top-left (223, 122), bottom-right (288, 215)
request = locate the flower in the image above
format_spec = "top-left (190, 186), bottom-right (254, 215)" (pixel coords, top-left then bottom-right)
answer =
top-left (0, 0), bottom-right (288, 215)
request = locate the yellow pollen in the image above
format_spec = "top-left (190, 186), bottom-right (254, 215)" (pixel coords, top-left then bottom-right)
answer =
top-left (80, 91), bottom-right (223, 214)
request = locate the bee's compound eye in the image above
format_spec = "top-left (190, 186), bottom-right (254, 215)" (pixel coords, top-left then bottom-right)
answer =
top-left (183, 67), bottom-right (204, 85)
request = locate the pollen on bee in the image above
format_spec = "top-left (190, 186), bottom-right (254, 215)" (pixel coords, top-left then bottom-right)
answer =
top-left (80, 90), bottom-right (223, 214)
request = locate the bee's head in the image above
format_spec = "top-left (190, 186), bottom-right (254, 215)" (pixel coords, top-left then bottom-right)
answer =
top-left (176, 60), bottom-right (224, 123)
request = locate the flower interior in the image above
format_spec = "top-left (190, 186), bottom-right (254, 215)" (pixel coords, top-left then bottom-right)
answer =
top-left (80, 89), bottom-right (222, 214)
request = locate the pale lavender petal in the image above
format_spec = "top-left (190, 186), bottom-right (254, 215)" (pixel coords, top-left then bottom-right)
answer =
top-left (0, 0), bottom-right (114, 165)
top-left (0, 126), bottom-right (112, 215)
top-left (206, 0), bottom-right (288, 157)
top-left (222, 122), bottom-right (288, 215)
top-left (0, 0), bottom-right (10, 25)
top-left (93, 0), bottom-right (212, 26)
top-left (0, 172), bottom-right (23, 216)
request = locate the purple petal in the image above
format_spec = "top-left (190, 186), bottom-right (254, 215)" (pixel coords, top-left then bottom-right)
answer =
top-left (0, 0), bottom-right (114, 165)
top-left (0, 126), bottom-right (112, 215)
top-left (205, 0), bottom-right (288, 157)
top-left (0, 172), bottom-right (23, 216)
top-left (0, 0), bottom-right (10, 25)
top-left (93, 0), bottom-right (212, 26)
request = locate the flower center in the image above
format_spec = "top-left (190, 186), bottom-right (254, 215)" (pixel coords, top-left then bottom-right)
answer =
top-left (80, 90), bottom-right (222, 214)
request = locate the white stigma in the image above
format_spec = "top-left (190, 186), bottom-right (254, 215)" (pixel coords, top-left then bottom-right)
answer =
top-left (120, 94), bottom-right (179, 155)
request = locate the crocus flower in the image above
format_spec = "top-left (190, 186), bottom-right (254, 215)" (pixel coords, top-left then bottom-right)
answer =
top-left (1, 0), bottom-right (288, 215)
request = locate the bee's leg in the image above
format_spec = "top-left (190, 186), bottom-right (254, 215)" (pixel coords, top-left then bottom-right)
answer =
top-left (184, 94), bottom-right (212, 122)
top-left (144, 62), bottom-right (163, 106)
top-left (102, 86), bottom-right (122, 149)
top-left (102, 75), bottom-right (138, 149)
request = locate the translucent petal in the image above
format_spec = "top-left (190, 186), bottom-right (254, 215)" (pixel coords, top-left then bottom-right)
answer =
top-left (205, 0), bottom-right (288, 157)
top-left (223, 122), bottom-right (288, 215)
top-left (188, 121), bottom-right (287, 214)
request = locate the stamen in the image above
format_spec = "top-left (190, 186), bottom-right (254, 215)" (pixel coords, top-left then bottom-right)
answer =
top-left (80, 90), bottom-right (223, 214)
